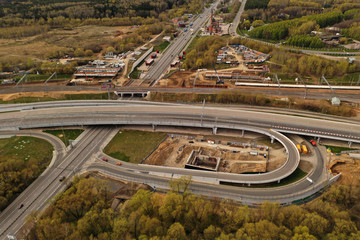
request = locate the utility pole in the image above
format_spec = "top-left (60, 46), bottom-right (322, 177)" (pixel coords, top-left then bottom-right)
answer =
top-left (44, 72), bottom-right (57, 86)
top-left (298, 75), bottom-right (307, 99)
top-left (321, 74), bottom-right (334, 96)
top-left (200, 99), bottom-right (205, 126)
top-left (274, 74), bottom-right (280, 95)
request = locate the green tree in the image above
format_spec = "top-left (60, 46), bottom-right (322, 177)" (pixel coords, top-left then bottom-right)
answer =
top-left (166, 222), bottom-right (187, 240)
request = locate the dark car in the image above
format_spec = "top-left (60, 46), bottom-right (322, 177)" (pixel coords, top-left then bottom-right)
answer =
top-left (19, 204), bottom-right (24, 209)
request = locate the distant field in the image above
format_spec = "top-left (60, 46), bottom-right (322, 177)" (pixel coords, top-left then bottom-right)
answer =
top-left (104, 130), bottom-right (167, 163)
top-left (44, 129), bottom-right (84, 146)
top-left (0, 25), bottom-right (120, 60)
top-left (13, 74), bottom-right (72, 82)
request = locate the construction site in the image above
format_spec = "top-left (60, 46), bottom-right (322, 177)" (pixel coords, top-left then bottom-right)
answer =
top-left (70, 59), bottom-right (125, 86)
top-left (156, 44), bottom-right (270, 88)
top-left (143, 133), bottom-right (287, 174)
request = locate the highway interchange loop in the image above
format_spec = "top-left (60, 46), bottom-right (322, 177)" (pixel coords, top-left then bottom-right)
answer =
top-left (0, 100), bottom-right (359, 239)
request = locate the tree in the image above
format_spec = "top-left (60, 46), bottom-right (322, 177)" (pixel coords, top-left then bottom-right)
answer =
top-left (291, 226), bottom-right (317, 240)
top-left (84, 49), bottom-right (94, 57)
top-left (169, 176), bottom-right (192, 196)
top-left (252, 20), bottom-right (264, 28)
top-left (166, 222), bottom-right (187, 240)
top-left (74, 48), bottom-right (85, 57)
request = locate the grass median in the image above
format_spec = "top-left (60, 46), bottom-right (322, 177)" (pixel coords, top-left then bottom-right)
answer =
top-left (104, 130), bottom-right (167, 163)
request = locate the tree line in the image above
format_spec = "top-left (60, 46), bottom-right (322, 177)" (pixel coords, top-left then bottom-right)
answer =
top-left (248, 11), bottom-right (343, 40)
top-left (286, 35), bottom-right (324, 48)
top-left (222, 0), bottom-right (242, 23)
top-left (0, 0), bottom-right (202, 20)
top-left (24, 175), bottom-right (360, 239)
top-left (150, 91), bottom-right (357, 117)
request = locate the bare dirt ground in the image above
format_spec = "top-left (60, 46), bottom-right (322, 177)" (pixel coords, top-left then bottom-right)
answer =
top-left (144, 134), bottom-right (286, 174)
top-left (332, 158), bottom-right (360, 185)
top-left (0, 91), bottom-right (104, 101)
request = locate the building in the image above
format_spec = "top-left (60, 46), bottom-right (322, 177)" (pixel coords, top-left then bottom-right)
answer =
top-left (163, 36), bottom-right (171, 42)
top-left (205, 9), bottom-right (221, 35)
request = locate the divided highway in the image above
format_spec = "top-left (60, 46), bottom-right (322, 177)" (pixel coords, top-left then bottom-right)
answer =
top-left (0, 127), bottom-right (113, 239)
top-left (143, 1), bottom-right (220, 84)
top-left (0, 101), bottom-right (359, 239)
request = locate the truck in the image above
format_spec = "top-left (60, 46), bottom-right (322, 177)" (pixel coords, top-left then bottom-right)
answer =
top-left (302, 145), bottom-right (308, 154)
top-left (296, 144), bottom-right (302, 153)
top-left (145, 59), bottom-right (154, 66)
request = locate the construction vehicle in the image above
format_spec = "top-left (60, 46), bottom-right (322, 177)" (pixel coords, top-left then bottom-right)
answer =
top-left (296, 144), bottom-right (302, 153)
top-left (302, 145), bottom-right (308, 154)
top-left (212, 63), bottom-right (224, 84)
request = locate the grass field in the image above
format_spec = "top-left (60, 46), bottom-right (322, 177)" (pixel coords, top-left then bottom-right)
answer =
top-left (324, 145), bottom-right (358, 153)
top-left (104, 130), bottom-right (167, 163)
top-left (44, 129), bottom-right (84, 146)
top-left (154, 41), bottom-right (170, 53)
top-left (14, 74), bottom-right (72, 82)
top-left (0, 136), bottom-right (53, 164)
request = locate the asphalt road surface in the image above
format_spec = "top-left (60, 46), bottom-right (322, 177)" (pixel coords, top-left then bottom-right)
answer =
top-left (143, 1), bottom-right (220, 84)
top-left (229, 0), bottom-right (247, 36)
top-left (0, 127), bottom-right (112, 239)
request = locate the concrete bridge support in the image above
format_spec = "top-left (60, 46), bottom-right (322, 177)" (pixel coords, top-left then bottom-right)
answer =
top-left (213, 127), bottom-right (217, 135)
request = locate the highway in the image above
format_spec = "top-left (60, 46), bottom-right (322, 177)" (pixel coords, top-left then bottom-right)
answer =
top-left (0, 101), bottom-right (359, 239)
top-left (0, 127), bottom-right (113, 239)
top-left (229, 0), bottom-right (247, 36)
top-left (0, 102), bottom-right (358, 142)
top-left (143, 1), bottom-right (220, 84)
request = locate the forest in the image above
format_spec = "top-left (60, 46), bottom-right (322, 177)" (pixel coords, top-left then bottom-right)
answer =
top-left (183, 36), bottom-right (227, 70)
top-left (24, 175), bottom-right (360, 239)
top-left (0, 137), bottom-right (53, 211)
top-left (0, 0), bottom-right (206, 20)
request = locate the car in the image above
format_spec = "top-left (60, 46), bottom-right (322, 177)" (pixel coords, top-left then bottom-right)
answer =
top-left (189, 140), bottom-right (194, 143)
top-left (19, 204), bottom-right (24, 209)
top-left (116, 162), bottom-right (122, 166)
top-left (102, 158), bottom-right (108, 162)
top-left (309, 140), bottom-right (317, 146)
top-left (59, 176), bottom-right (66, 182)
